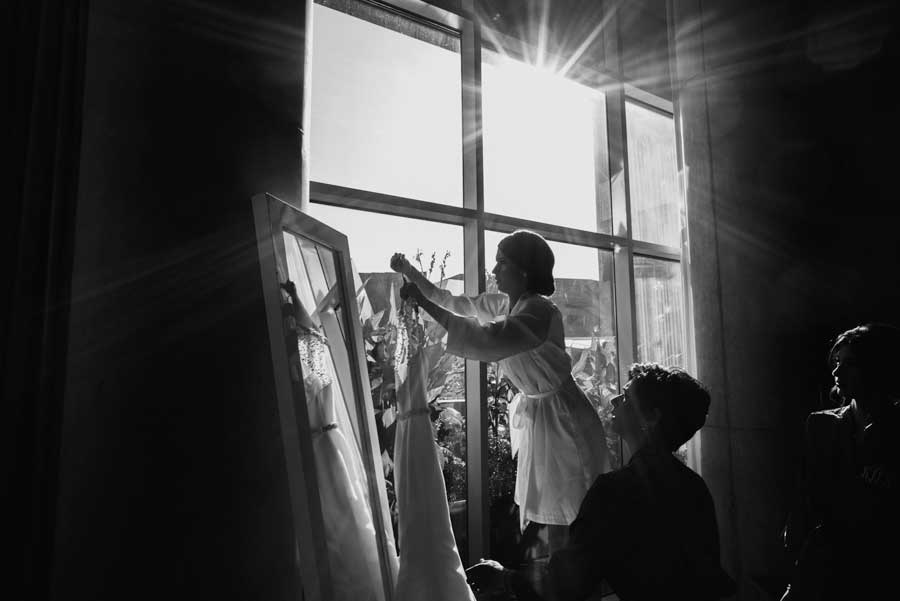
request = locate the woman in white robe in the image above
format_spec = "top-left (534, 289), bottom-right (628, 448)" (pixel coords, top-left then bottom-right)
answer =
top-left (390, 230), bottom-right (609, 547)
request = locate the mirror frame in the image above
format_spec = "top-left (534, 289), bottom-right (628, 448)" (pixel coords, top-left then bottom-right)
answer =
top-left (252, 192), bottom-right (396, 601)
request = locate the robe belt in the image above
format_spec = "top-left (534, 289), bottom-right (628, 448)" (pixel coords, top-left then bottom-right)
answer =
top-left (524, 378), bottom-right (580, 400)
top-left (397, 407), bottom-right (430, 421)
top-left (509, 378), bottom-right (580, 457)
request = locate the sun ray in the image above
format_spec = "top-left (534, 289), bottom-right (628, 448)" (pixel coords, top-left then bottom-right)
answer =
top-left (558, 0), bottom-right (622, 79)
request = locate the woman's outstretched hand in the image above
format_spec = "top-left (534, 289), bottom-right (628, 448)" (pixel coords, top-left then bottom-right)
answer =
top-left (279, 279), bottom-right (317, 331)
top-left (390, 252), bottom-right (412, 275)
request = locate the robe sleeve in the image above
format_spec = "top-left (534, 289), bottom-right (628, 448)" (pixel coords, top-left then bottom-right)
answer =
top-left (444, 296), bottom-right (554, 362)
top-left (424, 286), bottom-right (508, 323)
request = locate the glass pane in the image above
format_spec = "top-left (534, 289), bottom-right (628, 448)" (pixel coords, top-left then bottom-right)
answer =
top-left (625, 101), bottom-right (681, 247)
top-left (310, 3), bottom-right (463, 205)
top-left (483, 231), bottom-right (620, 565)
top-left (307, 204), bottom-right (468, 561)
top-left (317, 245), bottom-right (338, 289)
top-left (281, 230), bottom-right (388, 601)
top-left (482, 51), bottom-right (610, 232)
top-left (634, 256), bottom-right (686, 367)
top-left (634, 256), bottom-right (688, 463)
top-left (301, 237), bottom-right (332, 306)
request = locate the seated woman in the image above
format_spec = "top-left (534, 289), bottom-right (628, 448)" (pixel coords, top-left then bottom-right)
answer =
top-left (468, 363), bottom-right (735, 601)
top-left (781, 323), bottom-right (900, 601)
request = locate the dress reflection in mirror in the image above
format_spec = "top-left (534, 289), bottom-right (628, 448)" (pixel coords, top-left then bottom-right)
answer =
top-left (282, 229), bottom-right (398, 601)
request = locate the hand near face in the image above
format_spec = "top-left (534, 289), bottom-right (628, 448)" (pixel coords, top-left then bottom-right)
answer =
top-left (465, 559), bottom-right (506, 595)
top-left (280, 280), bottom-right (298, 299)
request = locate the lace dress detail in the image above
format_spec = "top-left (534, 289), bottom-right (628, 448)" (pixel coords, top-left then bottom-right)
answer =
top-left (298, 328), bottom-right (331, 386)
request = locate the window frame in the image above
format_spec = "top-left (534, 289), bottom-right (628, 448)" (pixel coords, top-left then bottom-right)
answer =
top-left (307, 0), bottom-right (695, 565)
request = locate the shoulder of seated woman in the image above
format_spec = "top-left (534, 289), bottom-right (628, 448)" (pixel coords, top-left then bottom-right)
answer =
top-left (806, 408), bottom-right (852, 448)
top-left (587, 465), bottom-right (641, 496)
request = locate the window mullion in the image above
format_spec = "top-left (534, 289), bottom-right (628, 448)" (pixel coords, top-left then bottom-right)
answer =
top-left (605, 95), bottom-right (638, 393)
top-left (604, 2), bottom-right (638, 471)
top-left (460, 4), bottom-right (487, 566)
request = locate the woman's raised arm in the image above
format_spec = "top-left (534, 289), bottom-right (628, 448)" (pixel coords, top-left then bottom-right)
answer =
top-left (390, 252), bottom-right (507, 321)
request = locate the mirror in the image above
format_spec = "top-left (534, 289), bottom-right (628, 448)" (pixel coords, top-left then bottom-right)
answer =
top-left (253, 194), bottom-right (397, 601)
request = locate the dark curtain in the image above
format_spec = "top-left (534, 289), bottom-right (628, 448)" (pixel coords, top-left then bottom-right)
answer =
top-left (4, 0), bottom-right (89, 598)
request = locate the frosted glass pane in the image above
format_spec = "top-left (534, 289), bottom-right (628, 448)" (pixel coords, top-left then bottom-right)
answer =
top-left (634, 256), bottom-right (691, 465)
top-left (310, 4), bottom-right (462, 205)
top-left (626, 102), bottom-right (681, 247)
top-left (482, 52), bottom-right (609, 232)
top-left (634, 256), bottom-right (686, 368)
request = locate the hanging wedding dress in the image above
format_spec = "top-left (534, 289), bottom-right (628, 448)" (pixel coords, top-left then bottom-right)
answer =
top-left (298, 328), bottom-right (398, 601)
top-left (290, 275), bottom-right (474, 601)
top-left (391, 302), bottom-right (476, 601)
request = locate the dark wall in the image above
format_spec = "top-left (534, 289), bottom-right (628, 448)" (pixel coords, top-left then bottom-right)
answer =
top-left (54, 1), bottom-right (306, 598)
top-left (676, 0), bottom-right (900, 597)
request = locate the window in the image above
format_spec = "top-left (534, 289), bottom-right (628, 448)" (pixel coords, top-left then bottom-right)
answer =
top-left (310, 2), bottom-right (462, 205)
top-left (481, 50), bottom-right (610, 231)
top-left (307, 0), bottom-right (692, 567)
top-left (634, 256), bottom-right (686, 367)
top-left (625, 101), bottom-right (682, 247)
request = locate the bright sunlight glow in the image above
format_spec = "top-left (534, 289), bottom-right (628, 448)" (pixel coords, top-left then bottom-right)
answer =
top-left (310, 4), bottom-right (610, 276)
top-left (482, 52), bottom-right (603, 231)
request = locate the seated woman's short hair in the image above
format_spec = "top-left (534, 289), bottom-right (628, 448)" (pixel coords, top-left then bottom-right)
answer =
top-left (628, 363), bottom-right (711, 452)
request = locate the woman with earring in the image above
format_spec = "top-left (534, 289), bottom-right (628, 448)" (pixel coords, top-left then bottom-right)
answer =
top-left (390, 230), bottom-right (609, 564)
top-left (781, 323), bottom-right (900, 601)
